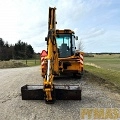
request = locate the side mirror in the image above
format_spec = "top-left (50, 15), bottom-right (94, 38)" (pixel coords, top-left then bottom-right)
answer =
top-left (75, 36), bottom-right (78, 40)
top-left (45, 37), bottom-right (48, 45)
top-left (45, 37), bottom-right (47, 41)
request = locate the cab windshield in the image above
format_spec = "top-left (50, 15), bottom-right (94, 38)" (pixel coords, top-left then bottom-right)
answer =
top-left (56, 34), bottom-right (71, 57)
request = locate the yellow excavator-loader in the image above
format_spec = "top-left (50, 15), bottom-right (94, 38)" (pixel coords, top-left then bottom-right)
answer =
top-left (21, 7), bottom-right (83, 104)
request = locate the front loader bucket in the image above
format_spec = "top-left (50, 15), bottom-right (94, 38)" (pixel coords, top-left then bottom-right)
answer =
top-left (55, 85), bottom-right (81, 100)
top-left (21, 85), bottom-right (81, 101)
top-left (21, 85), bottom-right (44, 100)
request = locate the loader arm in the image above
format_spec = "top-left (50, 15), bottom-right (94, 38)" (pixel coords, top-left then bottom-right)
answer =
top-left (44, 7), bottom-right (59, 103)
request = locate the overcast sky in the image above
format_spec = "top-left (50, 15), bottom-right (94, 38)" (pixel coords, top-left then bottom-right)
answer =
top-left (0, 0), bottom-right (120, 53)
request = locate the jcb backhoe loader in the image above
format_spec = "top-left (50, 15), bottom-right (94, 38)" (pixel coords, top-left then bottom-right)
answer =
top-left (21, 7), bottom-right (83, 104)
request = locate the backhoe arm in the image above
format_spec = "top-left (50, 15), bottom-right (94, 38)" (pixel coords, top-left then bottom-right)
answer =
top-left (44, 7), bottom-right (59, 103)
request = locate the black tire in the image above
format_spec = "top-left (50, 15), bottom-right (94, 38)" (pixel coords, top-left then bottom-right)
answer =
top-left (73, 73), bottom-right (82, 79)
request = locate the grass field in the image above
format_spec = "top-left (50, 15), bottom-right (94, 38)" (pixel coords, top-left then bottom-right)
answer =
top-left (0, 59), bottom-right (40, 68)
top-left (21, 59), bottom-right (40, 66)
top-left (84, 54), bottom-right (120, 88)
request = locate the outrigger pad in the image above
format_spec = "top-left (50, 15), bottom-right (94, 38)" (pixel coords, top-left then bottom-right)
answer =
top-left (21, 85), bottom-right (81, 100)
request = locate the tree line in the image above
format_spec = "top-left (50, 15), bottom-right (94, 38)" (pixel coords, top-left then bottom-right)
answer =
top-left (0, 38), bottom-right (34, 61)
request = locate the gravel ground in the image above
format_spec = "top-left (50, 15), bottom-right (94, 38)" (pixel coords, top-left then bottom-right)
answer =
top-left (0, 66), bottom-right (120, 120)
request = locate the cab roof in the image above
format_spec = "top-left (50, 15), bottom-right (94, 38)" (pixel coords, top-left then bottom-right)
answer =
top-left (56, 29), bottom-right (74, 34)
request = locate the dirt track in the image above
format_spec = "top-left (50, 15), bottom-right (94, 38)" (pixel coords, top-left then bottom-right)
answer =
top-left (0, 66), bottom-right (120, 120)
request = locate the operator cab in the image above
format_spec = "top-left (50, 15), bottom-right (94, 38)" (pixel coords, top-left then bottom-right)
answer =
top-left (56, 29), bottom-right (77, 58)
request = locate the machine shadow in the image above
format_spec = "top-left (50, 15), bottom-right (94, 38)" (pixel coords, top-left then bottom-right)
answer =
top-left (54, 74), bottom-right (82, 81)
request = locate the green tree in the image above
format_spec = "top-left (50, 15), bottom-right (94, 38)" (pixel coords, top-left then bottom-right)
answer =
top-left (0, 38), bottom-right (13, 60)
top-left (14, 40), bottom-right (34, 59)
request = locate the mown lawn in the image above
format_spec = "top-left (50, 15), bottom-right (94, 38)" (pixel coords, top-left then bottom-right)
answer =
top-left (21, 59), bottom-right (40, 66)
top-left (0, 59), bottom-right (40, 68)
top-left (84, 54), bottom-right (120, 88)
top-left (84, 54), bottom-right (120, 71)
